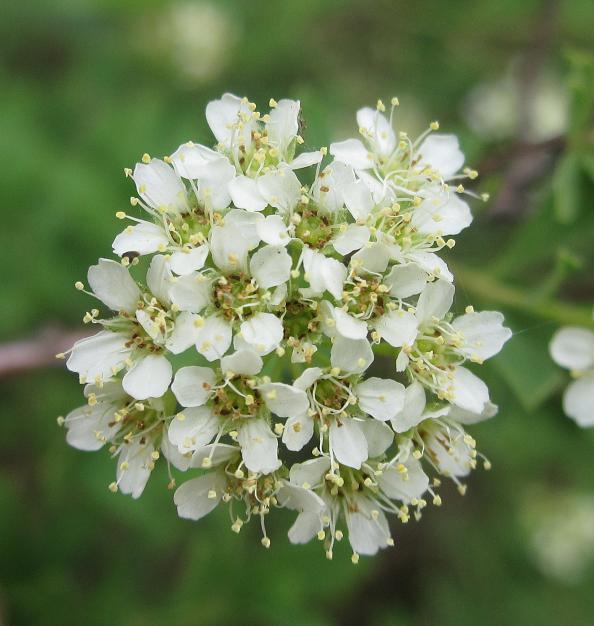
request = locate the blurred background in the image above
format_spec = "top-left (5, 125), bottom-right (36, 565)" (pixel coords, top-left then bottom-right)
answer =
top-left (1, 0), bottom-right (593, 624)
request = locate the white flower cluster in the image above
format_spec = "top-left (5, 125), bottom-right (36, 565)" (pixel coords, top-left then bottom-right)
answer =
top-left (550, 321), bottom-right (594, 427)
top-left (60, 94), bottom-right (511, 561)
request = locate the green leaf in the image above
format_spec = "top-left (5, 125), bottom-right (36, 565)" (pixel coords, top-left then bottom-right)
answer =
top-left (491, 315), bottom-right (564, 411)
top-left (565, 49), bottom-right (594, 143)
top-left (552, 152), bottom-right (581, 223)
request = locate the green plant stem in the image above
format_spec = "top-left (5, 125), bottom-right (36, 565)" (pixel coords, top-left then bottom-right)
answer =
top-left (452, 264), bottom-right (593, 328)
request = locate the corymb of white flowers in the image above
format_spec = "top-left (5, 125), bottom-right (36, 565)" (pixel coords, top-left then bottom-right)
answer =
top-left (58, 94), bottom-right (512, 561)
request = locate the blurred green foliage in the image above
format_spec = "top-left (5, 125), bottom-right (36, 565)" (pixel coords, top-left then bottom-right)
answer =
top-left (1, 0), bottom-right (593, 624)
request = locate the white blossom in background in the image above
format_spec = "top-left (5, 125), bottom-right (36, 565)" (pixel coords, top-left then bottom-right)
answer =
top-left (58, 93), bottom-right (512, 562)
top-left (550, 322), bottom-right (594, 427)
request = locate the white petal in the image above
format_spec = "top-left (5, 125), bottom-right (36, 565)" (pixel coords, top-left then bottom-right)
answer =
top-left (334, 308), bottom-right (368, 340)
top-left (355, 377), bottom-right (405, 421)
top-left (257, 166), bottom-right (301, 213)
top-left (168, 406), bottom-right (219, 453)
top-left (169, 245), bottom-right (209, 275)
top-left (210, 223), bottom-right (250, 274)
top-left (563, 374), bottom-right (594, 427)
top-left (330, 138), bottom-right (372, 170)
top-left (205, 93), bottom-right (253, 147)
top-left (169, 272), bottom-right (211, 313)
top-left (112, 221), bottom-right (168, 257)
top-left (391, 381), bottom-right (426, 432)
top-left (377, 458), bottom-right (429, 503)
top-left (425, 425), bottom-right (473, 477)
top-left (383, 263), bottom-right (427, 299)
top-left (224, 209), bottom-right (264, 248)
top-left (351, 242), bottom-right (392, 273)
top-left (277, 482), bottom-right (325, 513)
top-left (550, 327), bottom-right (594, 371)
top-left (417, 134), bottom-right (465, 179)
top-left (415, 279), bottom-right (454, 325)
top-left (259, 382), bottom-right (309, 418)
top-left (288, 512), bottom-right (323, 544)
top-left (228, 175), bottom-right (268, 212)
top-left (294, 367), bottom-right (324, 390)
top-left (200, 158), bottom-right (237, 211)
top-left (375, 310), bottom-right (419, 348)
top-left (146, 254), bottom-right (173, 306)
top-left (165, 311), bottom-right (200, 354)
top-left (171, 366), bottom-right (216, 407)
top-left (250, 245), bottom-right (292, 289)
top-left (195, 316), bottom-right (232, 361)
top-left (357, 169), bottom-right (392, 204)
top-left (132, 159), bottom-right (187, 213)
top-left (122, 354), bottom-right (172, 400)
top-left (66, 330), bottom-right (130, 381)
top-left (311, 162), bottom-right (355, 213)
top-left (357, 419), bottom-right (394, 457)
top-left (329, 417), bottom-right (368, 469)
top-left (289, 150), bottom-right (323, 169)
top-left (333, 224), bottom-right (370, 255)
top-left (117, 440), bottom-right (154, 499)
top-left (190, 443), bottom-right (241, 468)
top-left (343, 179), bottom-right (375, 220)
top-left (356, 107), bottom-right (396, 156)
top-left (169, 142), bottom-right (221, 178)
top-left (346, 496), bottom-right (391, 555)
top-left (237, 419), bottom-right (280, 474)
top-left (331, 336), bottom-right (374, 374)
top-left (289, 457), bottom-right (331, 488)
top-left (135, 309), bottom-right (163, 344)
top-left (220, 350), bottom-right (263, 377)
top-left (87, 258), bottom-right (140, 313)
top-left (406, 250), bottom-right (453, 282)
top-left (447, 401), bottom-right (498, 425)
top-left (174, 472), bottom-right (226, 520)
top-left (413, 189), bottom-right (472, 236)
top-left (240, 312), bottom-right (283, 355)
top-left (266, 98), bottom-right (299, 154)
top-left (452, 311), bottom-right (512, 361)
top-left (450, 366), bottom-right (490, 414)
top-left (160, 436), bottom-right (192, 472)
top-left (282, 412), bottom-right (315, 451)
top-left (270, 283), bottom-right (287, 306)
top-left (302, 247), bottom-right (347, 299)
top-left (65, 402), bottom-right (120, 451)
top-left (255, 215), bottom-right (291, 246)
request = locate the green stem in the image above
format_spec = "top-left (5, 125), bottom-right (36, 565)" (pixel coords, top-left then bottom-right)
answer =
top-left (452, 264), bottom-right (593, 328)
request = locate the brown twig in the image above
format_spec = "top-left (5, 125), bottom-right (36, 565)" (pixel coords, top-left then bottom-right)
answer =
top-left (0, 326), bottom-right (87, 378)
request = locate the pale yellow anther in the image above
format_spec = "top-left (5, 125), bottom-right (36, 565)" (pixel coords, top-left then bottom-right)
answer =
top-left (430, 121), bottom-right (440, 131)
top-left (75, 281), bottom-right (84, 291)
top-left (141, 153), bottom-right (151, 163)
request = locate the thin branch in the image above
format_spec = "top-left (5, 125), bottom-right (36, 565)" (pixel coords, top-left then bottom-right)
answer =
top-left (0, 326), bottom-right (86, 378)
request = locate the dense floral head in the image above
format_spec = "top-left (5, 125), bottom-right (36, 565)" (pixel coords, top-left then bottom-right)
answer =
top-left (59, 94), bottom-right (511, 560)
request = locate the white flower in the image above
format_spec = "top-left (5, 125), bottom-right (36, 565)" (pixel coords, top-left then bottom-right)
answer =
top-left (174, 470), bottom-right (228, 520)
top-left (415, 134), bottom-right (465, 180)
top-left (345, 494), bottom-right (393, 556)
top-left (63, 92), bottom-right (509, 559)
top-left (301, 247), bottom-right (347, 300)
top-left (354, 376), bottom-right (405, 421)
top-left (550, 326), bottom-right (594, 427)
top-left (132, 158), bottom-right (188, 214)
